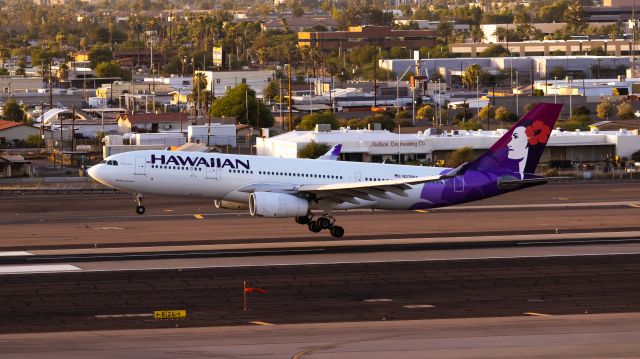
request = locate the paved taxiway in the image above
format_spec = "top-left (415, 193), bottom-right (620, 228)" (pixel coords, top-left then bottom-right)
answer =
top-left (0, 182), bottom-right (639, 249)
top-left (1, 313), bottom-right (639, 359)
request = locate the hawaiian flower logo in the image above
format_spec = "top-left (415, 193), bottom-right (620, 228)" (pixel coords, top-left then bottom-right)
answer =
top-left (525, 120), bottom-right (551, 145)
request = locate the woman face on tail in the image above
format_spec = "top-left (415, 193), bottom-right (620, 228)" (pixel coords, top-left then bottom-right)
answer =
top-left (507, 126), bottom-right (528, 161)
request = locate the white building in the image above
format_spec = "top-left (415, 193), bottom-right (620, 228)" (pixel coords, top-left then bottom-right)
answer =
top-left (188, 124), bottom-right (237, 147)
top-left (195, 70), bottom-right (274, 99)
top-left (256, 126), bottom-right (640, 164)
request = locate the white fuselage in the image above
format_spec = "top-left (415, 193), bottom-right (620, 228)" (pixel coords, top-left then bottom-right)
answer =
top-left (88, 150), bottom-right (448, 211)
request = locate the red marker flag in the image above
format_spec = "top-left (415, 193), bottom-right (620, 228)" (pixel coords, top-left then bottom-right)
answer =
top-left (244, 287), bottom-right (268, 294)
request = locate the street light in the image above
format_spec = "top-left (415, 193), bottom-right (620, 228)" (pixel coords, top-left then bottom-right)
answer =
top-left (515, 70), bottom-right (519, 117)
top-left (553, 76), bottom-right (557, 104)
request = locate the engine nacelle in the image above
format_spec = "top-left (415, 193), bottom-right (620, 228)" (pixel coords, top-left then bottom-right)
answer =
top-left (249, 192), bottom-right (309, 218)
top-left (214, 199), bottom-right (249, 210)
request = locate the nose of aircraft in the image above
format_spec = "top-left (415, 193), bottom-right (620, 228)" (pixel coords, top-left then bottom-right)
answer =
top-left (87, 164), bottom-right (101, 182)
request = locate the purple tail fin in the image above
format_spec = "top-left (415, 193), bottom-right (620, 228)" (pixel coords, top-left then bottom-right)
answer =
top-left (469, 103), bottom-right (562, 178)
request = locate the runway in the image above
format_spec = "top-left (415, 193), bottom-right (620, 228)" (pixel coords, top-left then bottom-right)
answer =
top-left (1, 313), bottom-right (639, 358)
top-left (1, 242), bottom-right (640, 333)
top-left (1, 181), bottom-right (640, 357)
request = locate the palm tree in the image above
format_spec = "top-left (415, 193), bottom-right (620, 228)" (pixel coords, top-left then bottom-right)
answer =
top-left (470, 25), bottom-right (485, 43)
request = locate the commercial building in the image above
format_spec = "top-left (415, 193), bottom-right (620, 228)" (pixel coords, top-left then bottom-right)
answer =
top-left (298, 26), bottom-right (436, 50)
top-left (379, 56), bottom-right (630, 84)
top-left (256, 125), bottom-right (640, 165)
top-left (450, 39), bottom-right (638, 58)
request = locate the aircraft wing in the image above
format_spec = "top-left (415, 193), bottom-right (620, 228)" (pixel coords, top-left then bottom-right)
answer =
top-left (236, 163), bottom-right (465, 205)
top-left (295, 175), bottom-right (444, 203)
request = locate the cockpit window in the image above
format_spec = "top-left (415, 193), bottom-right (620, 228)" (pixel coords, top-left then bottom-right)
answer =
top-left (112, 161), bottom-right (118, 166)
top-left (99, 160), bottom-right (107, 164)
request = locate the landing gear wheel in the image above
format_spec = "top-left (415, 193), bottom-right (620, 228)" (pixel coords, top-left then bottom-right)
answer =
top-left (295, 216), bottom-right (310, 225)
top-left (330, 225), bottom-right (345, 238)
top-left (317, 217), bottom-right (332, 229)
top-left (134, 193), bottom-right (145, 214)
top-left (308, 220), bottom-right (322, 233)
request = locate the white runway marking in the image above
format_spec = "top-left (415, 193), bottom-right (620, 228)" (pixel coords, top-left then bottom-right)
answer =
top-left (0, 264), bottom-right (82, 274)
top-left (0, 251), bottom-right (33, 257)
top-left (94, 314), bottom-right (153, 319)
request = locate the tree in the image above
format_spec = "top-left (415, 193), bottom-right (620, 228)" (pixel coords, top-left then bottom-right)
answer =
top-left (210, 84), bottom-right (274, 127)
top-left (459, 120), bottom-right (483, 130)
top-left (2, 99), bottom-right (26, 122)
top-left (565, 0), bottom-right (586, 35)
top-left (436, 22), bottom-right (454, 44)
top-left (478, 104), bottom-right (495, 121)
top-left (470, 25), bottom-right (485, 43)
top-left (298, 141), bottom-right (331, 159)
top-left (617, 101), bottom-right (635, 120)
top-left (95, 61), bottom-right (128, 79)
top-left (479, 45), bottom-right (509, 57)
top-left (417, 104), bottom-right (434, 120)
top-left (514, 6), bottom-right (535, 40)
top-left (262, 80), bottom-right (279, 104)
top-left (549, 66), bottom-right (566, 79)
top-left (298, 111), bottom-right (338, 130)
top-left (631, 150), bottom-right (640, 162)
top-left (524, 102), bottom-right (539, 113)
top-left (596, 101), bottom-right (615, 120)
top-left (573, 105), bottom-right (591, 116)
top-left (0, 47), bottom-right (10, 69)
top-left (495, 106), bottom-right (513, 123)
top-left (88, 45), bottom-right (114, 68)
top-left (461, 64), bottom-right (484, 90)
top-left (447, 147), bottom-right (476, 167)
top-left (561, 114), bottom-right (592, 131)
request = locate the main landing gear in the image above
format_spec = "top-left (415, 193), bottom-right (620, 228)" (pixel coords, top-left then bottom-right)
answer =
top-left (295, 214), bottom-right (345, 238)
top-left (135, 193), bottom-right (145, 214)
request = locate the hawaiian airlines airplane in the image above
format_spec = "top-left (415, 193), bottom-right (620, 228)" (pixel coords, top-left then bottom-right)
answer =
top-left (88, 103), bottom-right (562, 238)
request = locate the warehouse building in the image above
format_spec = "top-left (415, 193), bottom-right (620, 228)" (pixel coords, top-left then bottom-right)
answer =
top-left (256, 125), bottom-right (640, 165)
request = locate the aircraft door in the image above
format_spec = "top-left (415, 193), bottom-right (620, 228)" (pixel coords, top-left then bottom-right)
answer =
top-left (206, 166), bottom-right (220, 180)
top-left (454, 175), bottom-right (464, 192)
top-left (134, 157), bottom-right (146, 175)
top-left (355, 172), bottom-right (361, 182)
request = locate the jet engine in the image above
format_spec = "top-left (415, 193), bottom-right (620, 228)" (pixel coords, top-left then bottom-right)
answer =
top-left (214, 199), bottom-right (249, 210)
top-left (249, 192), bottom-right (309, 217)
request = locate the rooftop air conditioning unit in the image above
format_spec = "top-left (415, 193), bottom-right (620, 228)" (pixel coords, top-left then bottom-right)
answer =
top-left (315, 124), bottom-right (331, 132)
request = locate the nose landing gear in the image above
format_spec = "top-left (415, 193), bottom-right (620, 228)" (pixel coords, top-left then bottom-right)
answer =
top-left (135, 193), bottom-right (145, 214)
top-left (295, 214), bottom-right (344, 238)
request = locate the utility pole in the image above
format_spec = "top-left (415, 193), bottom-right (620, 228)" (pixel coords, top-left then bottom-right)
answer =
top-left (48, 57), bottom-right (53, 111)
top-left (374, 55), bottom-right (377, 107)
top-left (515, 70), bottom-right (519, 117)
top-left (193, 57), bottom-right (198, 118)
top-left (207, 76), bottom-right (214, 147)
top-left (288, 63), bottom-right (292, 132)
top-left (279, 78), bottom-right (284, 131)
top-left (476, 74), bottom-right (480, 118)
top-left (71, 106), bottom-right (76, 153)
top-left (39, 100), bottom-right (44, 148)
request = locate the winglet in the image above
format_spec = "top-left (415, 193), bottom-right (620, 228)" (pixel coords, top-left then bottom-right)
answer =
top-left (317, 144), bottom-right (342, 161)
